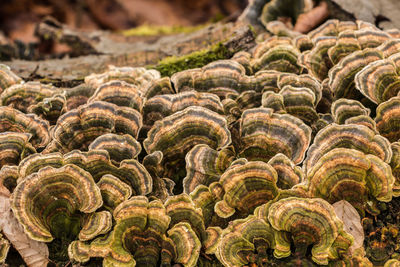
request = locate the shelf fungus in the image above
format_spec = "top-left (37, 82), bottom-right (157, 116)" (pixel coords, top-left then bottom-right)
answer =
top-left (144, 106), bottom-right (231, 183)
top-left (214, 159), bottom-right (279, 218)
top-left (390, 142), bottom-right (400, 196)
top-left (0, 106), bottom-right (50, 150)
top-left (239, 107), bottom-right (311, 164)
top-left (44, 101), bottom-right (142, 153)
top-left (97, 174), bottom-right (132, 210)
top-left (0, 64), bottom-right (22, 94)
top-left (28, 94), bottom-right (67, 124)
top-left (375, 96), bottom-right (400, 142)
top-left (0, 132), bottom-right (36, 168)
top-left (0, 234), bottom-right (10, 264)
top-left (143, 91), bottom-right (224, 133)
top-left (355, 53), bottom-right (400, 104)
top-left (84, 66), bottom-right (160, 88)
top-left (11, 164), bottom-right (103, 242)
top-left (306, 148), bottom-right (394, 211)
top-left (331, 98), bottom-right (370, 125)
top-left (183, 144), bottom-right (234, 194)
top-left (267, 197), bottom-right (354, 265)
top-left (88, 80), bottom-right (144, 112)
top-left (299, 36), bottom-right (337, 81)
top-left (18, 149), bottom-right (152, 196)
top-left (88, 133), bottom-right (141, 164)
top-left (262, 85), bottom-right (320, 126)
top-left (0, 82), bottom-right (61, 113)
top-left (303, 123), bottom-right (392, 173)
top-left (252, 38), bottom-right (302, 73)
top-left (69, 196), bottom-right (171, 266)
top-left (142, 77), bottom-right (175, 99)
top-left (268, 153), bottom-right (303, 189)
top-left (216, 215), bottom-right (276, 267)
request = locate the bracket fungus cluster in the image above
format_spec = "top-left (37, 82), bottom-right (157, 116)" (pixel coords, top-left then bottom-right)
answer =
top-left (3, 9), bottom-right (400, 267)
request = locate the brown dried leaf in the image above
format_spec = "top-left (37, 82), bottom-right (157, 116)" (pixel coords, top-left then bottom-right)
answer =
top-left (0, 191), bottom-right (49, 267)
top-left (332, 200), bottom-right (364, 253)
top-left (294, 1), bottom-right (329, 33)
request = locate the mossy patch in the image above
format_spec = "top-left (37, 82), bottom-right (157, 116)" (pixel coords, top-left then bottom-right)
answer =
top-left (153, 42), bottom-right (231, 77)
top-left (121, 24), bottom-right (206, 37)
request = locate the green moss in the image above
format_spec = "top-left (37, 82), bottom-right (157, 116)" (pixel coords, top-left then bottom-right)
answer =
top-left (153, 42), bottom-right (231, 77)
top-left (121, 24), bottom-right (206, 37)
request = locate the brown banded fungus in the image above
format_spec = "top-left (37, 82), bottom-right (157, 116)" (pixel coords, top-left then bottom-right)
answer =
top-left (85, 66), bottom-right (160, 88)
top-left (239, 107), bottom-right (311, 164)
top-left (355, 53), bottom-right (400, 104)
top-left (0, 64), bottom-right (22, 94)
top-left (0, 132), bottom-right (36, 168)
top-left (267, 197), bottom-right (353, 265)
top-left (144, 106), bottom-right (231, 184)
top-left (69, 196), bottom-right (171, 266)
top-left (303, 123), bottom-right (392, 173)
top-left (88, 80), bottom-right (144, 112)
top-left (44, 101), bottom-right (142, 153)
top-left (0, 106), bottom-right (50, 150)
top-left (88, 133), bottom-right (141, 164)
top-left (214, 159), bottom-right (279, 219)
top-left (11, 164), bottom-right (103, 242)
top-left (216, 215), bottom-right (276, 267)
top-left (375, 96), bottom-right (400, 142)
top-left (306, 148), bottom-right (394, 211)
top-left (143, 91), bottom-right (224, 133)
top-left (0, 82), bottom-right (61, 113)
top-left (183, 144), bottom-right (234, 194)
top-left (18, 149), bottom-right (152, 196)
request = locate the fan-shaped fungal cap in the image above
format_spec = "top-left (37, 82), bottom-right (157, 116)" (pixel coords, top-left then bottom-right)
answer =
top-left (69, 196), bottom-right (171, 266)
top-left (167, 222), bottom-right (201, 267)
top-left (44, 101), bottom-right (142, 153)
top-left (0, 165), bottom-right (18, 194)
top-left (97, 174), bottom-right (132, 210)
top-left (216, 215), bottom-right (276, 267)
top-left (215, 159), bottom-right (279, 218)
top-left (11, 164), bottom-right (103, 242)
top-left (252, 41), bottom-right (302, 73)
top-left (142, 77), bottom-right (175, 99)
top-left (268, 153), bottom-right (303, 189)
top-left (275, 85), bottom-right (320, 125)
top-left (329, 48), bottom-right (384, 99)
top-left (144, 106), bottom-right (231, 183)
top-left (375, 96), bottom-right (400, 142)
top-left (299, 36), bottom-right (337, 81)
top-left (0, 234), bottom-right (10, 264)
top-left (88, 80), bottom-right (143, 112)
top-left (0, 64), bottom-right (22, 94)
top-left (164, 194), bottom-right (206, 242)
top-left (267, 197), bottom-right (353, 265)
top-left (0, 106), bottom-right (50, 150)
top-left (390, 142), bottom-right (400, 196)
top-left (143, 91), bottom-right (224, 132)
top-left (171, 60), bottom-right (246, 97)
top-left (304, 123), bottom-right (392, 173)
top-left (28, 93), bottom-right (66, 124)
top-left (331, 98), bottom-right (370, 124)
top-left (183, 144), bottom-right (234, 194)
top-left (88, 133), bottom-right (141, 164)
top-left (18, 149), bottom-right (152, 196)
top-left (260, 0), bottom-right (313, 28)
top-left (84, 66), bottom-right (160, 88)
top-left (0, 82), bottom-right (61, 113)
top-left (0, 132), bottom-right (36, 168)
top-left (355, 52), bottom-right (400, 104)
top-left (79, 211), bottom-right (112, 241)
top-left (278, 73), bottom-right (322, 102)
top-left (306, 148), bottom-right (394, 208)
top-left (239, 107), bottom-right (311, 164)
